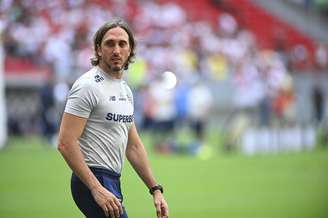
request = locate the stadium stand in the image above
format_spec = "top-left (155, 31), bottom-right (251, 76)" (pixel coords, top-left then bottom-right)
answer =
top-left (1, 0), bottom-right (327, 151)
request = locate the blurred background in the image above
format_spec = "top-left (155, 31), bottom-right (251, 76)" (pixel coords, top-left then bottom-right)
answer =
top-left (0, 0), bottom-right (327, 217)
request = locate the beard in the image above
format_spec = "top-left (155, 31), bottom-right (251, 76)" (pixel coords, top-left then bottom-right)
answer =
top-left (104, 59), bottom-right (127, 73)
top-left (107, 63), bottom-right (122, 72)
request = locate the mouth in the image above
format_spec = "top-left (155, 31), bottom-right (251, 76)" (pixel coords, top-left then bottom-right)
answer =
top-left (112, 60), bottom-right (122, 66)
top-left (111, 57), bottom-right (122, 62)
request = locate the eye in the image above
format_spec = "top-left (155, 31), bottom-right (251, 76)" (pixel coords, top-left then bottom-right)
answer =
top-left (119, 41), bottom-right (128, 48)
top-left (105, 40), bottom-right (115, 47)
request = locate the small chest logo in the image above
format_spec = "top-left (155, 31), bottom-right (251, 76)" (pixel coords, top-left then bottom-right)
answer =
top-left (119, 97), bottom-right (127, 101)
top-left (94, 75), bottom-right (104, 83)
top-left (109, 96), bottom-right (116, 101)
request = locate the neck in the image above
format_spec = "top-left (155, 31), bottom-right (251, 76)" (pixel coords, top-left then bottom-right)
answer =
top-left (98, 62), bottom-right (123, 79)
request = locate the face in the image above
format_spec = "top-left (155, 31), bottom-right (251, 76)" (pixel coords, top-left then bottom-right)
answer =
top-left (97, 27), bottom-right (131, 75)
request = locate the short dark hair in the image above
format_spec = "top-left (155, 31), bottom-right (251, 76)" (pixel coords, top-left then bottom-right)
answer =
top-left (90, 18), bottom-right (136, 70)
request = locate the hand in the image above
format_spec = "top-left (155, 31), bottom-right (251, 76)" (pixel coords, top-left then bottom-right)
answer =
top-left (153, 191), bottom-right (169, 218)
top-left (91, 185), bottom-right (123, 218)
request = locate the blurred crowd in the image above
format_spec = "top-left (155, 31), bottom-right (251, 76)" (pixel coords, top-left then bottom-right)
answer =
top-left (1, 0), bottom-right (327, 152)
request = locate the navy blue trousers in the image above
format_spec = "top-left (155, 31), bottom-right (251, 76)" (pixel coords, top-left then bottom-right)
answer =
top-left (71, 167), bottom-right (128, 218)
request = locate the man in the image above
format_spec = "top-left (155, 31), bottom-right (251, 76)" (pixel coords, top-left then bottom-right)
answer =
top-left (58, 18), bottom-right (169, 218)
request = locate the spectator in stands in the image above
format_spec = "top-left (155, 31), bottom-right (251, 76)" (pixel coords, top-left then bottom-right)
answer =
top-left (289, 44), bottom-right (311, 71)
top-left (315, 43), bottom-right (328, 70)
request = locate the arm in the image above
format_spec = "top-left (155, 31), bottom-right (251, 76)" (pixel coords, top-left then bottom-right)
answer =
top-left (58, 113), bottom-right (123, 218)
top-left (126, 123), bottom-right (169, 218)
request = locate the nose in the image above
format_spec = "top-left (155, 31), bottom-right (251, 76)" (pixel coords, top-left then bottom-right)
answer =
top-left (113, 44), bottom-right (120, 55)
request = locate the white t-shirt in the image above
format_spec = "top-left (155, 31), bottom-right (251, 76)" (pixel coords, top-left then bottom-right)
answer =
top-left (64, 66), bottom-right (134, 174)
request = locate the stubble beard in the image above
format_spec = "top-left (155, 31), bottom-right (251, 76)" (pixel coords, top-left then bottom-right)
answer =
top-left (105, 60), bottom-right (128, 73)
top-left (107, 63), bottom-right (122, 72)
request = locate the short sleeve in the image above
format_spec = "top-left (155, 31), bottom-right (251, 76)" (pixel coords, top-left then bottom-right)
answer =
top-left (64, 79), bottom-right (99, 118)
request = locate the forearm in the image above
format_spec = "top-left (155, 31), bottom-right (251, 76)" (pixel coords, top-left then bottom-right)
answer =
top-left (127, 144), bottom-right (169, 218)
top-left (58, 139), bottom-right (101, 191)
top-left (126, 144), bottom-right (157, 189)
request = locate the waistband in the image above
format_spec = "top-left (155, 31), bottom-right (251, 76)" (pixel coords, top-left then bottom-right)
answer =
top-left (89, 167), bottom-right (121, 179)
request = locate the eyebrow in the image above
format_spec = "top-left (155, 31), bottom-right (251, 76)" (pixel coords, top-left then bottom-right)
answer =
top-left (103, 38), bottom-right (128, 44)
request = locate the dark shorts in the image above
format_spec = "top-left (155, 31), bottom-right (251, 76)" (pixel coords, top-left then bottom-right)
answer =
top-left (71, 167), bottom-right (128, 218)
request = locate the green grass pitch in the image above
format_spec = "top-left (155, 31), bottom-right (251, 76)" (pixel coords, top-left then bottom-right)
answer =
top-left (0, 135), bottom-right (327, 218)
